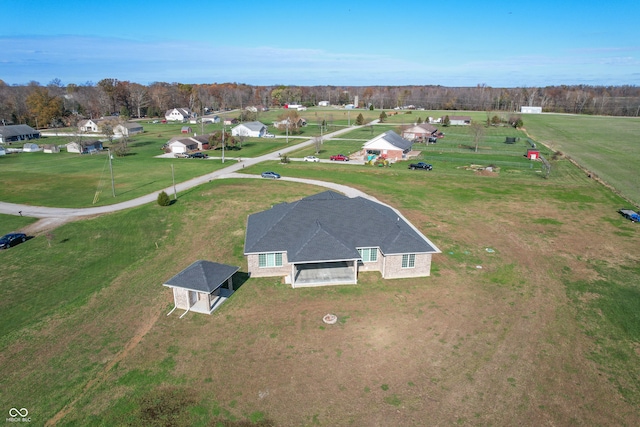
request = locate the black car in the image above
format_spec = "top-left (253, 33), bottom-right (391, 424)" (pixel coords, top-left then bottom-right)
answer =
top-left (0, 233), bottom-right (27, 249)
top-left (189, 152), bottom-right (209, 159)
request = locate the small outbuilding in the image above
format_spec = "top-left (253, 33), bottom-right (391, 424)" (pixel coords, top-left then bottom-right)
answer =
top-left (526, 149), bottom-right (540, 160)
top-left (22, 142), bottom-right (41, 152)
top-left (163, 260), bottom-right (240, 316)
top-left (181, 126), bottom-right (192, 134)
top-left (0, 146), bottom-right (5, 156)
top-left (43, 144), bottom-right (60, 153)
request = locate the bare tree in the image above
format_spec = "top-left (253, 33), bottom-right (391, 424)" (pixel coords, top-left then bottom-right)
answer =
top-left (313, 136), bottom-right (322, 154)
top-left (470, 121), bottom-right (485, 153)
top-left (129, 83), bottom-right (149, 118)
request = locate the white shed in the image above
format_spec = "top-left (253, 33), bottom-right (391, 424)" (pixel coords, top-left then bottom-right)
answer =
top-left (22, 143), bottom-right (41, 152)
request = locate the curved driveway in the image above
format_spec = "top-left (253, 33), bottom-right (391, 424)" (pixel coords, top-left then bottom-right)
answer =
top-left (0, 123), bottom-right (381, 232)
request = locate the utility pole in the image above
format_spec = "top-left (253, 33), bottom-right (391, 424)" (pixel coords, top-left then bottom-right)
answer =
top-left (108, 149), bottom-right (115, 197)
top-left (171, 163), bottom-right (177, 200)
top-left (222, 125), bottom-right (225, 163)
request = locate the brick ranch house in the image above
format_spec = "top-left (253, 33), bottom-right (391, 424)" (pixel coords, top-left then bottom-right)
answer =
top-left (244, 191), bottom-right (440, 287)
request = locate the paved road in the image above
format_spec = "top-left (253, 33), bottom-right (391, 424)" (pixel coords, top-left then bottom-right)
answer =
top-left (0, 123), bottom-right (375, 232)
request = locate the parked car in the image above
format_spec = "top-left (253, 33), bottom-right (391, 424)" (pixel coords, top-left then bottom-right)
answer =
top-left (330, 154), bottom-right (349, 161)
top-left (263, 133), bottom-right (275, 138)
top-left (304, 156), bottom-right (320, 162)
top-left (261, 171), bottom-right (281, 179)
top-left (408, 162), bottom-right (433, 171)
top-left (189, 152), bottom-right (208, 159)
top-left (0, 233), bottom-right (27, 249)
top-left (174, 152), bottom-right (189, 158)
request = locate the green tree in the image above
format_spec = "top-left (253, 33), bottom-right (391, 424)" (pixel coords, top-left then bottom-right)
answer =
top-left (379, 111), bottom-right (387, 123)
top-left (157, 191), bottom-right (171, 206)
top-left (443, 115), bottom-right (450, 126)
top-left (355, 113), bottom-right (364, 125)
top-left (417, 117), bottom-right (423, 124)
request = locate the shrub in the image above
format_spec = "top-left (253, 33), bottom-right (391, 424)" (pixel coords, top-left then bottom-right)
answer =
top-left (157, 191), bottom-right (171, 206)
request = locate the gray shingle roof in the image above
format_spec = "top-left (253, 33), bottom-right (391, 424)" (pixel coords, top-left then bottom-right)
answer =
top-left (0, 124), bottom-right (40, 139)
top-left (379, 130), bottom-right (413, 150)
top-left (244, 191), bottom-right (438, 263)
top-left (237, 121), bottom-right (266, 132)
top-left (163, 260), bottom-right (239, 293)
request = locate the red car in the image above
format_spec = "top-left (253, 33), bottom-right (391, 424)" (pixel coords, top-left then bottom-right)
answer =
top-left (330, 154), bottom-right (349, 161)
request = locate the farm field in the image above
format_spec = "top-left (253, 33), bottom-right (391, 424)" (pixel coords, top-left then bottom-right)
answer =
top-left (1, 152), bottom-right (639, 426)
top-left (523, 113), bottom-right (640, 206)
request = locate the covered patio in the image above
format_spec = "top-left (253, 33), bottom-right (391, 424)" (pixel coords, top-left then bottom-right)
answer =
top-left (291, 260), bottom-right (357, 288)
top-left (163, 260), bottom-right (239, 317)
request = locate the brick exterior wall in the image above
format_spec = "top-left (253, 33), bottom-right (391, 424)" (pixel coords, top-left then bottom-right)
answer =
top-left (247, 252), bottom-right (291, 279)
top-left (247, 250), bottom-right (433, 282)
top-left (357, 248), bottom-right (383, 273)
top-left (173, 288), bottom-right (190, 310)
top-left (383, 253), bottom-right (432, 279)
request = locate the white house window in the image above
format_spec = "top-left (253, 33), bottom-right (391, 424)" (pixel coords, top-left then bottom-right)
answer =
top-left (259, 252), bottom-right (283, 268)
top-left (402, 254), bottom-right (416, 268)
top-left (358, 248), bottom-right (378, 263)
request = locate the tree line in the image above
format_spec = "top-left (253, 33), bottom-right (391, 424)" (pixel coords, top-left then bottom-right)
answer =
top-left (1, 78), bottom-right (639, 129)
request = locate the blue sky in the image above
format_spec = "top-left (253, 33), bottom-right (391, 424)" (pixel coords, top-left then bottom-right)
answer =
top-left (2, 0), bottom-right (639, 87)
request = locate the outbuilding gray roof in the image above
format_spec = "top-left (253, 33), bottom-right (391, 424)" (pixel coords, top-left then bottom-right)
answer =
top-left (244, 191), bottom-right (438, 263)
top-left (163, 260), bottom-right (239, 293)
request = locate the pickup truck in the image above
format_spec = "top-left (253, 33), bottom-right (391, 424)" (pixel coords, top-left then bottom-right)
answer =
top-left (408, 162), bottom-right (433, 171)
top-left (189, 152), bottom-right (209, 159)
top-left (619, 209), bottom-right (640, 222)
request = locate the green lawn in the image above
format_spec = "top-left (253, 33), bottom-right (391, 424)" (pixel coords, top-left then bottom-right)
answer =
top-left (1, 157), bottom-right (639, 425)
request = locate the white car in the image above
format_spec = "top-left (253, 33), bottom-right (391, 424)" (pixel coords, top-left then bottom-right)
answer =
top-left (303, 156), bottom-right (320, 162)
top-left (263, 133), bottom-right (275, 138)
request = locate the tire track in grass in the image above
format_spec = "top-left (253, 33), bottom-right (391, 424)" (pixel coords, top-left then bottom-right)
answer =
top-left (45, 310), bottom-right (161, 426)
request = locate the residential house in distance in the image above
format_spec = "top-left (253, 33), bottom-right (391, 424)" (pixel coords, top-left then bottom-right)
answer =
top-left (362, 130), bottom-right (413, 162)
top-left (166, 135), bottom-right (209, 154)
top-left (442, 115), bottom-right (471, 125)
top-left (244, 191), bottom-right (440, 288)
top-left (114, 122), bottom-right (144, 137)
top-left (223, 118), bottom-right (239, 126)
top-left (273, 117), bottom-right (307, 130)
top-left (318, 100), bottom-right (330, 107)
top-left (402, 123), bottom-right (438, 142)
top-left (231, 121), bottom-right (267, 138)
top-left (78, 119), bottom-right (100, 133)
top-left (165, 108), bottom-right (193, 122)
top-left (0, 124), bottom-right (40, 145)
top-left (521, 106), bottom-right (542, 114)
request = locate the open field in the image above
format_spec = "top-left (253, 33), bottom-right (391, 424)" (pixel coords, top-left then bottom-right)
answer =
top-left (523, 114), bottom-right (640, 206)
top-left (1, 154), bottom-right (639, 425)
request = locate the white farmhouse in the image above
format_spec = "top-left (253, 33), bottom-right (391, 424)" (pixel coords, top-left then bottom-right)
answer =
top-left (231, 121), bottom-right (267, 138)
